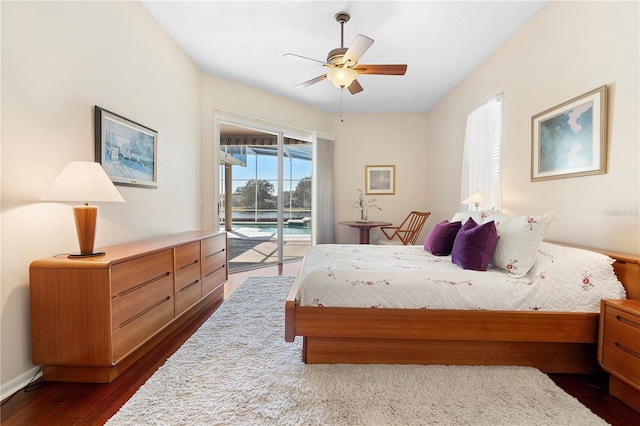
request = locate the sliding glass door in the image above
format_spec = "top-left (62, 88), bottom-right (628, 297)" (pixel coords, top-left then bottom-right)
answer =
top-left (218, 122), bottom-right (312, 271)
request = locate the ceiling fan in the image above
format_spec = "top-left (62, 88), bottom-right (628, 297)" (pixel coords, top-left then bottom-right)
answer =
top-left (284, 12), bottom-right (407, 95)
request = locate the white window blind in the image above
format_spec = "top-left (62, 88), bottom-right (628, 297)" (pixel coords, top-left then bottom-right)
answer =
top-left (461, 94), bottom-right (502, 211)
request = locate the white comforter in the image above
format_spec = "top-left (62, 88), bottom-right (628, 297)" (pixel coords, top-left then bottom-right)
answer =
top-left (295, 242), bottom-right (627, 312)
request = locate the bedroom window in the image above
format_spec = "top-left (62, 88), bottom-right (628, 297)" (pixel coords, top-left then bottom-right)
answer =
top-left (461, 94), bottom-right (502, 210)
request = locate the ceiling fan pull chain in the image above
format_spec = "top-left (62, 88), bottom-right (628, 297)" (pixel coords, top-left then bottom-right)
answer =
top-left (340, 88), bottom-right (344, 122)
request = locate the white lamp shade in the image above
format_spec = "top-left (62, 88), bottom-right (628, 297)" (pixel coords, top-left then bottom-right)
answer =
top-left (327, 67), bottom-right (358, 88)
top-left (41, 161), bottom-right (125, 203)
top-left (462, 191), bottom-right (489, 205)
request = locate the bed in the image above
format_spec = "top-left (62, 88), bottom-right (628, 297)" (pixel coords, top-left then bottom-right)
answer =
top-left (285, 217), bottom-right (640, 373)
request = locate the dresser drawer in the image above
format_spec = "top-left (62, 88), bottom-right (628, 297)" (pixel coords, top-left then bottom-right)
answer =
top-left (202, 234), bottom-right (226, 255)
top-left (202, 235), bottom-right (226, 274)
top-left (175, 242), bottom-right (201, 293)
top-left (202, 263), bottom-right (227, 295)
top-left (111, 249), bottom-right (174, 295)
top-left (176, 264), bottom-right (200, 291)
top-left (111, 272), bottom-right (174, 329)
top-left (176, 242), bottom-right (200, 269)
top-left (203, 247), bottom-right (226, 272)
top-left (112, 294), bottom-right (175, 362)
top-left (175, 279), bottom-right (202, 316)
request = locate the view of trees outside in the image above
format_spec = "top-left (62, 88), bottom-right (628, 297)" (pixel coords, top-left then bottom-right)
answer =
top-left (220, 149), bottom-right (312, 222)
top-left (235, 179), bottom-right (275, 209)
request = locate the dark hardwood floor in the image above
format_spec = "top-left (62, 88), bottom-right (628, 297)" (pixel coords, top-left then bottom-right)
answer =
top-left (2, 261), bottom-right (639, 425)
top-left (548, 374), bottom-right (639, 426)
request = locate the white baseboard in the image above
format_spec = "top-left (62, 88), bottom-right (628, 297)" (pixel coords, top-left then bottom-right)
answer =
top-left (1, 366), bottom-right (42, 402)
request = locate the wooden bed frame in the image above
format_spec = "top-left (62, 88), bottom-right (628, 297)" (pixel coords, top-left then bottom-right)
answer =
top-left (284, 244), bottom-right (640, 373)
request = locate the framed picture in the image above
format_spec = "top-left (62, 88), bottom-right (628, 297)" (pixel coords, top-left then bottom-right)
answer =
top-left (365, 165), bottom-right (395, 195)
top-left (95, 106), bottom-right (158, 188)
top-left (531, 85), bottom-right (607, 181)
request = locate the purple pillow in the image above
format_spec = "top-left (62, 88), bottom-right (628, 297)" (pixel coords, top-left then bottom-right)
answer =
top-left (451, 218), bottom-right (498, 271)
top-left (424, 220), bottom-right (462, 256)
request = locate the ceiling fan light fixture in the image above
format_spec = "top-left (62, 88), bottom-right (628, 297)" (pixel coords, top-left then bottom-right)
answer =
top-left (327, 67), bottom-right (357, 88)
top-left (285, 11), bottom-right (406, 97)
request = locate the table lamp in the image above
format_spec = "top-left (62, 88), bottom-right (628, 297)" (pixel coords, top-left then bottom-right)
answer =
top-left (41, 161), bottom-right (125, 257)
top-left (462, 191), bottom-right (489, 211)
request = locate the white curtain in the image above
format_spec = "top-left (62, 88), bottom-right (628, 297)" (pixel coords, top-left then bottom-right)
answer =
top-left (313, 137), bottom-right (335, 244)
top-left (461, 94), bottom-right (503, 211)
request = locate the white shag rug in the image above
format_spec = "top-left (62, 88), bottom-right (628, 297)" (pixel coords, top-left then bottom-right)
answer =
top-left (106, 276), bottom-right (608, 426)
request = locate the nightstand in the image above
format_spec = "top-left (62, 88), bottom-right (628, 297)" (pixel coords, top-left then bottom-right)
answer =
top-left (598, 299), bottom-right (640, 412)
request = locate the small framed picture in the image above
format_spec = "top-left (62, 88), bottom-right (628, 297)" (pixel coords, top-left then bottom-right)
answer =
top-left (95, 106), bottom-right (158, 188)
top-left (531, 86), bottom-right (607, 181)
top-left (365, 165), bottom-right (395, 195)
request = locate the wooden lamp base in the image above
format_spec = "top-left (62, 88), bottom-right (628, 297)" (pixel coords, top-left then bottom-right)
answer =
top-left (70, 204), bottom-right (104, 258)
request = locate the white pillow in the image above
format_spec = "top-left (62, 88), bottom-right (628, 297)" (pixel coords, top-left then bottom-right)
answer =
top-left (528, 242), bottom-right (626, 303)
top-left (485, 211), bottom-right (554, 277)
top-left (451, 208), bottom-right (496, 224)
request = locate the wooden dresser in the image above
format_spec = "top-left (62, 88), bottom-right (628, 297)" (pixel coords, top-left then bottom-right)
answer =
top-left (598, 299), bottom-right (640, 412)
top-left (29, 231), bottom-right (227, 383)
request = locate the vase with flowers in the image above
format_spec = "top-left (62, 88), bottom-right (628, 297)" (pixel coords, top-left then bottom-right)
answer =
top-left (353, 189), bottom-right (382, 222)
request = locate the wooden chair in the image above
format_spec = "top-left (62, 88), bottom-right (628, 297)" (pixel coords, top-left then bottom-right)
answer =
top-left (379, 211), bottom-right (431, 245)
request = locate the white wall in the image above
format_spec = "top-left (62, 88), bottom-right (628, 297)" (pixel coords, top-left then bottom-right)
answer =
top-left (426, 0), bottom-right (639, 254)
top-left (333, 113), bottom-right (429, 243)
top-left (1, 1), bottom-right (203, 395)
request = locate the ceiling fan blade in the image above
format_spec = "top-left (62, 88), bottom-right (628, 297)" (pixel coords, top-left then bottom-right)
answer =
top-left (294, 74), bottom-right (327, 89)
top-left (283, 53), bottom-right (330, 67)
top-left (343, 34), bottom-right (374, 66)
top-left (347, 79), bottom-right (363, 95)
top-left (353, 64), bottom-right (407, 75)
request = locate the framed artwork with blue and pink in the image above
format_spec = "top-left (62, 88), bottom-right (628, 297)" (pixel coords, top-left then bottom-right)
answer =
top-left (531, 85), bottom-right (607, 182)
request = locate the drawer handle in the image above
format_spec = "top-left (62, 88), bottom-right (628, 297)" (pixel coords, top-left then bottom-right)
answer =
top-left (204, 248), bottom-right (225, 260)
top-left (178, 259), bottom-right (199, 271)
top-left (117, 272), bottom-right (171, 297)
top-left (119, 296), bottom-right (171, 328)
top-left (615, 342), bottom-right (640, 359)
top-left (616, 315), bottom-right (640, 329)
top-left (204, 264), bottom-right (226, 278)
top-left (179, 279), bottom-right (200, 293)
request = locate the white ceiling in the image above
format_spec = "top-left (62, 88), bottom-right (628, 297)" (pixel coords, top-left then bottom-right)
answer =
top-left (141, 1), bottom-right (548, 114)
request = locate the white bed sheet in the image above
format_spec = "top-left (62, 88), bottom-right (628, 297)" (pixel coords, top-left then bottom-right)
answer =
top-left (295, 243), bottom-right (626, 312)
